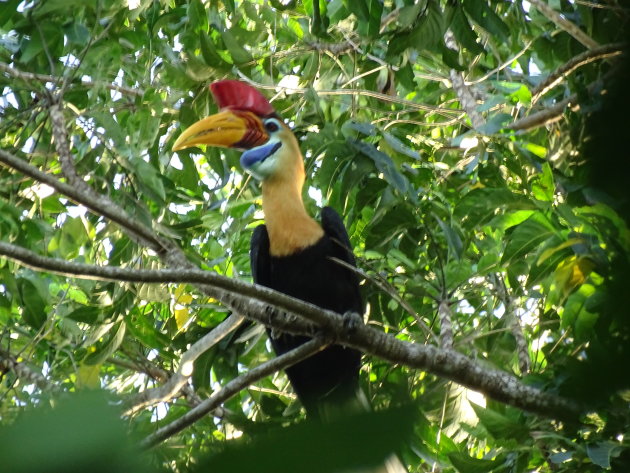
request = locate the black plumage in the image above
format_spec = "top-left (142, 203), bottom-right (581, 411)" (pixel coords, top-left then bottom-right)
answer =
top-left (250, 206), bottom-right (363, 416)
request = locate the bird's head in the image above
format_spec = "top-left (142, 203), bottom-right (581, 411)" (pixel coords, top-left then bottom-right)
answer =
top-left (172, 80), bottom-right (301, 182)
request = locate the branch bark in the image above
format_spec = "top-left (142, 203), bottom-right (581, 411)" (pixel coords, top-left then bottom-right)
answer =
top-left (0, 240), bottom-right (583, 421)
top-left (444, 31), bottom-right (485, 129)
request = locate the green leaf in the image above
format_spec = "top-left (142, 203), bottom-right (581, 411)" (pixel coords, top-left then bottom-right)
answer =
top-left (351, 141), bottom-right (410, 195)
top-left (463, 0), bottom-right (509, 42)
top-left (531, 162), bottom-right (555, 202)
top-left (410, 1), bottom-right (444, 51)
top-left (344, 0), bottom-right (369, 23)
top-left (17, 278), bottom-right (47, 330)
top-left (187, 0), bottom-right (208, 32)
top-left (449, 452), bottom-right (504, 473)
top-left (221, 29), bottom-right (253, 64)
top-left (450, 6), bottom-right (484, 54)
top-left (441, 42), bottom-right (465, 71)
top-left (84, 321), bottom-right (126, 365)
top-left (470, 403), bottom-right (529, 441)
top-left (435, 215), bottom-right (463, 259)
top-left (586, 442), bottom-right (615, 468)
top-left (383, 132), bottom-right (421, 160)
top-left (200, 32), bottom-right (228, 69)
top-left (199, 406), bottom-right (416, 473)
top-left (366, 0), bottom-right (383, 37)
top-left (502, 214), bottom-right (555, 264)
top-left (66, 306), bottom-right (102, 324)
top-left (133, 159), bottom-right (166, 203)
top-left (0, 391), bottom-right (153, 473)
top-left (63, 22), bottom-right (90, 45)
top-left (454, 188), bottom-right (536, 229)
top-left (476, 113), bottom-right (512, 134)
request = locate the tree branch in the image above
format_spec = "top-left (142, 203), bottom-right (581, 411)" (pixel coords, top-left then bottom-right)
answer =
top-left (0, 347), bottom-right (56, 392)
top-left (444, 31), bottom-right (485, 129)
top-left (0, 62), bottom-right (144, 97)
top-left (234, 71), bottom-right (462, 115)
top-left (528, 0), bottom-right (600, 50)
top-left (140, 338), bottom-right (329, 448)
top-left (0, 148), bottom-right (170, 254)
top-left (531, 42), bottom-right (625, 103)
top-left (508, 67), bottom-right (619, 131)
top-left (109, 355), bottom-right (204, 408)
top-left (123, 313), bottom-right (245, 415)
top-left (438, 300), bottom-right (454, 349)
top-left (0, 241), bottom-right (583, 421)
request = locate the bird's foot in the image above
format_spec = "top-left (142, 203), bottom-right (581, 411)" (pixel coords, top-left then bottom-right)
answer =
top-left (342, 311), bottom-right (363, 335)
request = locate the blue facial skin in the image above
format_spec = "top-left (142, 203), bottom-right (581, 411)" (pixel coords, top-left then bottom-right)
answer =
top-left (240, 141), bottom-right (282, 170)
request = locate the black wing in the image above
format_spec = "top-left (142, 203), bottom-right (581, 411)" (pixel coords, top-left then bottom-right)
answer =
top-left (250, 224), bottom-right (271, 286)
top-left (321, 206), bottom-right (357, 267)
top-left (321, 206), bottom-right (363, 314)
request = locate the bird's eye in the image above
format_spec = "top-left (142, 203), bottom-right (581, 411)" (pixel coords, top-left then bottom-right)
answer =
top-left (264, 119), bottom-right (280, 133)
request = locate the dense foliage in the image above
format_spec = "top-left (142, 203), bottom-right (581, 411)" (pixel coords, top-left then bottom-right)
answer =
top-left (1, 0), bottom-right (629, 471)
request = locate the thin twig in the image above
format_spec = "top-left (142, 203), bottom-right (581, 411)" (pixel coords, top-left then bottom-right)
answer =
top-left (234, 71), bottom-right (462, 114)
top-left (140, 338), bottom-right (329, 448)
top-left (329, 256), bottom-right (436, 342)
top-left (467, 38), bottom-right (536, 85)
top-left (0, 62), bottom-right (144, 97)
top-left (438, 300), bottom-right (453, 349)
top-left (531, 42), bottom-right (625, 103)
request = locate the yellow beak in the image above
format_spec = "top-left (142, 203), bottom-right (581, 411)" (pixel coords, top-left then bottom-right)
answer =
top-left (172, 109), bottom-right (269, 151)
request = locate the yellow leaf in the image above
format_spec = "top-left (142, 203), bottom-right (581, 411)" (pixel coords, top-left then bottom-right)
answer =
top-left (174, 284), bottom-right (193, 304)
top-left (77, 363), bottom-right (101, 389)
top-left (537, 238), bottom-right (585, 266)
top-left (554, 256), bottom-right (595, 297)
top-left (175, 307), bottom-right (191, 330)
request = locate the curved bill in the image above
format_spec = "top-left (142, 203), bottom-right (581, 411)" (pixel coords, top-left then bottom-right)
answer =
top-left (172, 109), bottom-right (268, 151)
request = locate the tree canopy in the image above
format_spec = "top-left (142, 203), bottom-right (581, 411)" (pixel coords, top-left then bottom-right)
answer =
top-left (1, 0), bottom-right (629, 472)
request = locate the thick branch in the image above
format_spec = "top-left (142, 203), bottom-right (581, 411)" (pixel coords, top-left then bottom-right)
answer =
top-left (0, 62), bottom-right (143, 97)
top-left (140, 338), bottom-right (328, 448)
top-left (528, 0), bottom-right (600, 50)
top-left (124, 314), bottom-right (245, 415)
top-left (0, 241), bottom-right (583, 420)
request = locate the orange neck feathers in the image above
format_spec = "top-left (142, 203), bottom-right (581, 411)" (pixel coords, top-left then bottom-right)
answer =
top-left (261, 140), bottom-right (324, 257)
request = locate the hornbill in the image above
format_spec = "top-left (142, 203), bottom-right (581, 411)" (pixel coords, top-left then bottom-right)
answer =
top-left (172, 80), bottom-right (363, 417)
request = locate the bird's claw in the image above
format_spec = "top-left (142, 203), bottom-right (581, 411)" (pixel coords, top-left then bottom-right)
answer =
top-left (342, 311), bottom-right (363, 335)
